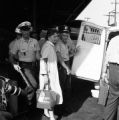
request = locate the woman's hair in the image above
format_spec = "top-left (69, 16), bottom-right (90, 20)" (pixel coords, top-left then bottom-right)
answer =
top-left (46, 28), bottom-right (58, 39)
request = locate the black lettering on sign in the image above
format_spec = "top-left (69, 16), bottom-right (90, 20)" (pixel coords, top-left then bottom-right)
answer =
top-left (82, 25), bottom-right (102, 44)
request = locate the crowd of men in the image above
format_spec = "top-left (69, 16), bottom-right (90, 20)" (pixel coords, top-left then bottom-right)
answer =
top-left (0, 21), bottom-right (77, 120)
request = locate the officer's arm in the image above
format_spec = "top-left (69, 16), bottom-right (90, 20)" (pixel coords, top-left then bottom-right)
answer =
top-left (9, 53), bottom-right (19, 64)
top-left (56, 51), bottom-right (70, 74)
top-left (36, 50), bottom-right (41, 60)
top-left (9, 41), bottom-right (19, 64)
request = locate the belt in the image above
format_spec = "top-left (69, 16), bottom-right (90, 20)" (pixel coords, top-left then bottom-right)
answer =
top-left (109, 62), bottom-right (119, 66)
top-left (19, 61), bottom-right (35, 66)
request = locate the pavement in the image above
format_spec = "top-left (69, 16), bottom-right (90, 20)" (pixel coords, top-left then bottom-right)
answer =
top-left (12, 76), bottom-right (105, 120)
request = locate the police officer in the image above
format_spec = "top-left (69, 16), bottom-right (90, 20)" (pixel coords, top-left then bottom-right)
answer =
top-left (9, 21), bottom-right (40, 108)
top-left (9, 21), bottom-right (40, 90)
top-left (55, 25), bottom-right (75, 114)
top-left (56, 25), bottom-right (76, 69)
top-left (9, 24), bottom-right (22, 63)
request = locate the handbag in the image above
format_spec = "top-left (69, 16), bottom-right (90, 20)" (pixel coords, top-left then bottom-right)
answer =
top-left (36, 89), bottom-right (57, 109)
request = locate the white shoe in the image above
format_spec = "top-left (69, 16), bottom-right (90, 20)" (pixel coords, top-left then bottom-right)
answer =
top-left (44, 109), bottom-right (50, 118)
top-left (50, 117), bottom-right (55, 120)
top-left (49, 110), bottom-right (55, 120)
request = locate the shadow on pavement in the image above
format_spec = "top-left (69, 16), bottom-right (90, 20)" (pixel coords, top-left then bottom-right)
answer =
top-left (13, 75), bottom-right (104, 120)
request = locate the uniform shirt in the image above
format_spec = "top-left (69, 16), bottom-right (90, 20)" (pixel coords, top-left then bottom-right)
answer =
top-left (67, 38), bottom-right (75, 51)
top-left (105, 35), bottom-right (119, 64)
top-left (67, 38), bottom-right (76, 57)
top-left (55, 40), bottom-right (69, 61)
top-left (10, 37), bottom-right (40, 62)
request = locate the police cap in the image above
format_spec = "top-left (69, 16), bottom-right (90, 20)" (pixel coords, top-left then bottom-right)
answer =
top-left (59, 25), bottom-right (70, 33)
top-left (16, 21), bottom-right (33, 33)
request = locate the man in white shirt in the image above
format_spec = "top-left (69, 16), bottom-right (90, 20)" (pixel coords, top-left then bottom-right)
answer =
top-left (102, 35), bottom-right (119, 120)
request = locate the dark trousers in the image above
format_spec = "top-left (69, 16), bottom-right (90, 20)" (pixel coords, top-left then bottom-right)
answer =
top-left (58, 61), bottom-right (71, 93)
top-left (0, 111), bottom-right (13, 120)
top-left (19, 61), bottom-right (38, 90)
top-left (104, 63), bottom-right (119, 120)
top-left (19, 61), bottom-right (38, 108)
top-left (58, 61), bottom-right (71, 113)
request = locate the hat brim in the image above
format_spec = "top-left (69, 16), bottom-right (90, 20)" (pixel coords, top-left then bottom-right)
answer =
top-left (60, 30), bottom-right (70, 33)
top-left (20, 26), bottom-right (32, 31)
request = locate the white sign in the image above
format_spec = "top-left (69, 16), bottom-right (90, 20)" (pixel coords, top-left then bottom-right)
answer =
top-left (71, 21), bottom-right (107, 82)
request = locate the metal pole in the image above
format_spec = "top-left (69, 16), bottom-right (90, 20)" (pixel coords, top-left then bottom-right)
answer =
top-left (115, 0), bottom-right (117, 26)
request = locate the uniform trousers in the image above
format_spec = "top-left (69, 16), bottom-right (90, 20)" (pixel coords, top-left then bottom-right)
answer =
top-left (58, 61), bottom-right (71, 93)
top-left (19, 61), bottom-right (38, 108)
top-left (19, 61), bottom-right (38, 90)
top-left (104, 63), bottom-right (119, 120)
top-left (58, 61), bottom-right (71, 113)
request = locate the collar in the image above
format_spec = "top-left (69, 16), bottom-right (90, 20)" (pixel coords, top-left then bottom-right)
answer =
top-left (21, 37), bottom-right (33, 43)
top-left (47, 41), bottom-right (54, 46)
